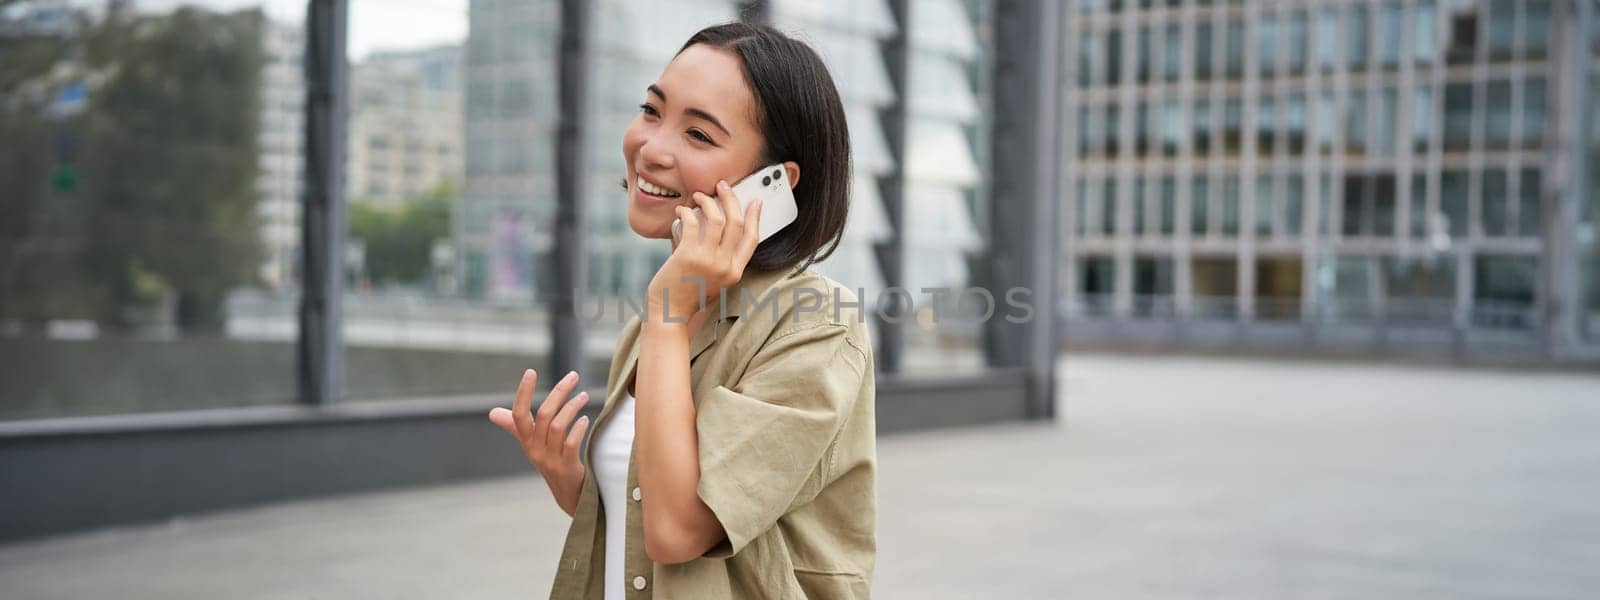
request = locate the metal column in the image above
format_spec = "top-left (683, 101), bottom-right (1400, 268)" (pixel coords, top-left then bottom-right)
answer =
top-left (551, 0), bottom-right (590, 380)
top-left (987, 0), bottom-right (1064, 420)
top-left (873, 0), bottom-right (909, 375)
top-left (299, 0), bottom-right (348, 406)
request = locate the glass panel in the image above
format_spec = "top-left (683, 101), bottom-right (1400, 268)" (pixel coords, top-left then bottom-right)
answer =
top-left (1317, 7), bottom-right (1339, 69)
top-left (1256, 175), bottom-right (1274, 237)
top-left (1224, 20), bottom-right (1244, 79)
top-left (1447, 7), bottom-right (1478, 65)
top-left (1107, 29), bottom-right (1124, 85)
top-left (1080, 257), bottom-right (1115, 317)
top-left (1103, 179), bottom-right (1119, 235)
top-left (1258, 95), bottom-right (1278, 154)
top-left (1485, 79), bottom-right (1512, 150)
top-left (1, 1), bottom-right (308, 420)
top-left (1223, 97), bottom-right (1242, 154)
top-left (1519, 168), bottom-right (1542, 237)
top-left (1196, 22), bottom-right (1213, 79)
top-left (1375, 174), bottom-right (1397, 237)
top-left (1379, 0), bottom-right (1403, 67)
top-left (1222, 175), bottom-right (1240, 235)
top-left (1258, 12), bottom-right (1279, 77)
top-left (1134, 178), bottom-right (1148, 234)
top-left (1075, 178), bottom-right (1092, 236)
top-left (1193, 100), bottom-right (1212, 152)
top-left (1414, 0), bottom-right (1437, 62)
top-left (1137, 25), bottom-right (1153, 84)
top-left (1413, 84), bottom-right (1434, 152)
top-left (1384, 256), bottom-right (1455, 325)
top-left (1318, 255), bottom-right (1375, 323)
top-left (1078, 30), bottom-right (1098, 88)
top-left (1376, 87), bottom-right (1397, 156)
top-left (1315, 90), bottom-right (1337, 152)
top-left (1347, 4), bottom-right (1369, 69)
top-left (1483, 169), bottom-right (1509, 237)
top-left (1132, 257), bottom-right (1175, 318)
top-left (1160, 176), bottom-right (1176, 235)
top-left (1191, 257), bottom-right (1238, 319)
top-left (1288, 10), bottom-right (1309, 73)
top-left (1523, 0), bottom-right (1552, 59)
top-left (1285, 174), bottom-right (1305, 237)
top-left (1521, 77), bottom-right (1547, 149)
top-left (1163, 23), bottom-right (1181, 82)
top-left (1410, 173), bottom-right (1429, 238)
top-left (1441, 169), bottom-right (1469, 237)
top-left (1443, 82), bottom-right (1473, 152)
top-left (1106, 104), bottom-right (1122, 155)
top-left (1079, 105), bottom-right (1094, 155)
top-left (1162, 99), bottom-right (1182, 156)
top-left (1192, 176), bottom-right (1211, 235)
top-left (1473, 255), bottom-right (1537, 330)
top-left (1286, 92), bottom-right (1307, 154)
top-left (1136, 101), bottom-right (1152, 156)
top-left (1255, 256), bottom-right (1303, 320)
top-left (1345, 89), bottom-right (1367, 155)
top-left (1487, 0), bottom-right (1516, 60)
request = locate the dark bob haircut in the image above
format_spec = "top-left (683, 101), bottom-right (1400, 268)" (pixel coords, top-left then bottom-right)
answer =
top-left (678, 22), bottom-right (851, 274)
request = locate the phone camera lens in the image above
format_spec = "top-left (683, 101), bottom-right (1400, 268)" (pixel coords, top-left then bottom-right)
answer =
top-left (762, 175), bottom-right (772, 186)
top-left (771, 169), bottom-right (782, 180)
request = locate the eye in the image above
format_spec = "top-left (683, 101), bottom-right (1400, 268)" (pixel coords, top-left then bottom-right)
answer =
top-left (687, 129), bottom-right (714, 144)
top-left (638, 103), bottom-right (659, 118)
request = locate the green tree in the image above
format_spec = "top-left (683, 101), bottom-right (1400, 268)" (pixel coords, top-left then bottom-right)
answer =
top-left (349, 181), bottom-right (455, 287)
top-left (75, 8), bottom-right (266, 332)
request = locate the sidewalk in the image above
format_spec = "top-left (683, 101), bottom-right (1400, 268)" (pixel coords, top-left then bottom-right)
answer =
top-left (2, 355), bottom-right (1597, 598)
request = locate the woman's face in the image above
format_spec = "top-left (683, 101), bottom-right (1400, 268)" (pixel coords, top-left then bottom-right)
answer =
top-left (622, 45), bottom-right (766, 240)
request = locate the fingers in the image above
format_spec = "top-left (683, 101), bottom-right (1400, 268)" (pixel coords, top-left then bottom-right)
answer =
top-left (691, 189), bottom-right (725, 246)
top-left (536, 371), bottom-right (580, 449)
top-left (546, 391), bottom-right (590, 455)
top-left (511, 369), bottom-right (537, 441)
top-left (734, 198), bottom-right (763, 268)
top-left (675, 205), bottom-right (700, 245)
top-left (563, 414), bottom-right (591, 458)
top-left (487, 407), bottom-right (517, 436)
top-left (715, 180), bottom-right (744, 253)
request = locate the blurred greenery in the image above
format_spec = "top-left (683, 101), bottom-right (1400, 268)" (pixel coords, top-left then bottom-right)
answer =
top-left (348, 181), bottom-right (455, 287)
top-left (0, 7), bottom-right (264, 333)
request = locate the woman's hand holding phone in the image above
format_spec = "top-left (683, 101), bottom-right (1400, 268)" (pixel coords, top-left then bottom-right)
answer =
top-left (648, 179), bottom-right (763, 324)
top-left (488, 369), bottom-right (590, 517)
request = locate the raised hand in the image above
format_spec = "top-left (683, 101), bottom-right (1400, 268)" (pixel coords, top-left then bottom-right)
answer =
top-left (488, 369), bottom-right (591, 517)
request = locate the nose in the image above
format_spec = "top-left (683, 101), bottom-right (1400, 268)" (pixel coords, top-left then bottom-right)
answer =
top-left (637, 129), bottom-right (675, 172)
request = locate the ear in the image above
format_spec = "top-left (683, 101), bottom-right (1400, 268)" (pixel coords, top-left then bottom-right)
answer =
top-left (782, 161), bottom-right (801, 191)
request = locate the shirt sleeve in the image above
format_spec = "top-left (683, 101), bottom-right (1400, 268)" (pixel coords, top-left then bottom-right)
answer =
top-left (694, 320), bottom-right (868, 559)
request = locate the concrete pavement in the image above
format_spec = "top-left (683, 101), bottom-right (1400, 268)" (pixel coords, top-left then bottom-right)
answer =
top-left (1, 354), bottom-right (1597, 599)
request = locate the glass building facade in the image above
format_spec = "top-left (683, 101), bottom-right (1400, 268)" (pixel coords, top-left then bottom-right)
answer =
top-left (1061, 0), bottom-right (1599, 355)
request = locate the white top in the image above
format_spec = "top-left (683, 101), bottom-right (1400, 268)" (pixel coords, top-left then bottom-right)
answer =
top-left (592, 393), bottom-right (636, 600)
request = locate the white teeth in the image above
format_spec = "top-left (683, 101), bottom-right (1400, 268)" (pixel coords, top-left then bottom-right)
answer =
top-left (637, 177), bottom-right (680, 197)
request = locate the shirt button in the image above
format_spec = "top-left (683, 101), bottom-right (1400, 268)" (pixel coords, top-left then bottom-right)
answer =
top-left (632, 576), bottom-right (647, 590)
top-left (631, 487), bottom-right (642, 502)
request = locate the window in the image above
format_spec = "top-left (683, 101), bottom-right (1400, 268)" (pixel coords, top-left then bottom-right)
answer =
top-left (1196, 23), bottom-right (1214, 79)
top-left (1258, 95), bottom-right (1278, 154)
top-left (1286, 93), bottom-right (1307, 154)
top-left (1519, 168), bottom-right (1542, 237)
top-left (1075, 179), bottom-right (1091, 235)
top-left (1410, 174), bottom-right (1429, 239)
top-left (1347, 4), bottom-right (1369, 69)
top-left (1256, 175), bottom-right (1275, 237)
top-left (1163, 23), bottom-right (1181, 82)
top-left (1447, 9), bottom-right (1477, 65)
top-left (1345, 89), bottom-right (1367, 154)
top-left (1193, 176), bottom-right (1211, 235)
top-left (1132, 257), bottom-right (1175, 317)
top-left (1285, 175), bottom-right (1305, 237)
top-left (1135, 101), bottom-right (1152, 156)
top-left (1107, 29), bottom-right (1124, 85)
top-left (1443, 83), bottom-right (1473, 152)
top-left (1521, 77), bottom-right (1547, 149)
top-left (1106, 104), bottom-right (1122, 155)
top-left (1413, 85), bottom-right (1434, 152)
top-left (1078, 105), bottom-right (1094, 156)
top-left (1223, 97), bottom-right (1243, 154)
top-left (1259, 13), bottom-right (1279, 77)
top-left (1222, 175), bottom-right (1241, 235)
top-left (1078, 31), bottom-right (1097, 87)
top-left (1137, 26), bottom-right (1153, 84)
top-left (1473, 256), bottom-right (1537, 330)
top-left (1379, 1), bottom-right (1402, 67)
top-left (1414, 0), bottom-right (1437, 62)
top-left (1376, 87), bottom-right (1398, 156)
top-left (1193, 99), bottom-right (1212, 152)
top-left (1102, 179), bottom-right (1118, 235)
top-left (1317, 8), bottom-right (1339, 69)
top-left (1160, 176), bottom-right (1176, 235)
top-left (1315, 91), bottom-right (1336, 152)
top-left (1523, 1), bottom-right (1552, 59)
top-left (1288, 10), bottom-right (1309, 73)
top-left (1441, 170), bottom-right (1468, 236)
top-left (1486, 80), bottom-right (1512, 150)
top-left (1161, 99), bottom-right (1182, 156)
top-left (1134, 178), bottom-right (1148, 234)
top-left (1483, 169), bottom-right (1509, 236)
top-left (1487, 0), bottom-right (1515, 60)
top-left (1224, 20), bottom-right (1245, 79)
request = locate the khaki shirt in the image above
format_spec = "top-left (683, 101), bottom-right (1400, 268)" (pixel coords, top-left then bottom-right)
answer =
top-left (549, 266), bottom-right (878, 599)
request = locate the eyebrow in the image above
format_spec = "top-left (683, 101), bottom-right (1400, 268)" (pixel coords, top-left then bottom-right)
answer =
top-left (647, 84), bottom-right (731, 137)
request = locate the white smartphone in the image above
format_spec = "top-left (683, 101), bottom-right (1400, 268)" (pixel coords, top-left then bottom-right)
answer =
top-left (671, 164), bottom-right (799, 244)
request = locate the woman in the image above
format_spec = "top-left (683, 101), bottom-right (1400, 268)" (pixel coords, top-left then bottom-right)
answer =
top-left (488, 22), bottom-right (876, 599)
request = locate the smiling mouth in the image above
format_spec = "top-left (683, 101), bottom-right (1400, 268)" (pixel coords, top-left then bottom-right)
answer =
top-left (636, 176), bottom-right (682, 198)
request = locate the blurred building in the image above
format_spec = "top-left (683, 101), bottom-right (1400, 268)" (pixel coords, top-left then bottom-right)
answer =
top-left (256, 19), bottom-right (305, 291)
top-left (347, 45), bottom-right (465, 208)
top-left (1060, 0), bottom-right (1598, 356)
